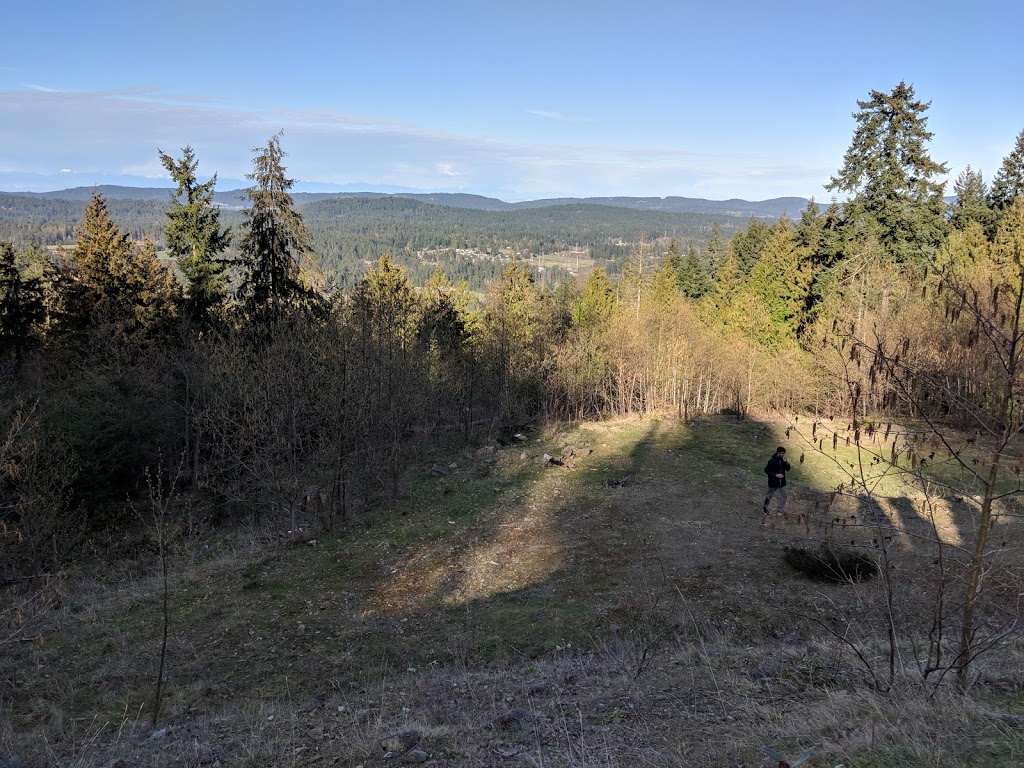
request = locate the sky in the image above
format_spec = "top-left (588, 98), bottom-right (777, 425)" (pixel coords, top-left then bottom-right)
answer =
top-left (1, 1), bottom-right (1021, 201)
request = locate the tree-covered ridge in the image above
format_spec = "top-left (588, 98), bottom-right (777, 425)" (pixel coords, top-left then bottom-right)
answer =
top-left (0, 191), bottom-right (748, 291)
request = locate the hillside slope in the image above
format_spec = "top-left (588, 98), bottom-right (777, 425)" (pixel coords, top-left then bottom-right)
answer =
top-left (2, 416), bottom-right (1021, 767)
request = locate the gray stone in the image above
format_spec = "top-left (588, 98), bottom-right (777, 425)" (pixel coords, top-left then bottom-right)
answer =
top-left (402, 749), bottom-right (430, 763)
top-left (380, 730), bottom-right (421, 753)
top-left (0, 757), bottom-right (23, 768)
top-left (431, 463), bottom-right (449, 476)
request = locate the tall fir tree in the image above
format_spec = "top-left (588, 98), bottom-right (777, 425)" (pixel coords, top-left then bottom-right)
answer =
top-left (159, 146), bottom-right (231, 328)
top-left (0, 241), bottom-right (45, 366)
top-left (703, 220), bottom-right (725, 278)
top-left (826, 81), bottom-right (949, 263)
top-left (744, 220), bottom-right (813, 345)
top-left (731, 218), bottom-right (771, 275)
top-left (949, 166), bottom-right (994, 233)
top-left (988, 128), bottom-right (1024, 224)
top-left (678, 246), bottom-right (711, 299)
top-left (51, 193), bottom-right (178, 339)
top-left (573, 267), bottom-right (616, 330)
top-left (238, 134), bottom-right (316, 323)
top-left (649, 242), bottom-right (682, 306)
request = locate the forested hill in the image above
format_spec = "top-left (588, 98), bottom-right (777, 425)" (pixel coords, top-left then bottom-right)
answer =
top-left (18, 185), bottom-right (813, 218)
top-left (0, 188), bottom-right (768, 289)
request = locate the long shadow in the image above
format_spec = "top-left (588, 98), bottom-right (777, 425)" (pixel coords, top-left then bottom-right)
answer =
top-left (338, 413), bottom-right (815, 668)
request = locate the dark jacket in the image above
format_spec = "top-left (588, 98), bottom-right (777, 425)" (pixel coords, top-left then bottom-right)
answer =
top-left (765, 454), bottom-right (790, 488)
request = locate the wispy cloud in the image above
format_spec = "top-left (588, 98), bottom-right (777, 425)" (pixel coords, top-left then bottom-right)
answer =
top-left (0, 88), bottom-right (828, 200)
top-left (23, 83), bottom-right (59, 93)
top-left (527, 109), bottom-right (588, 123)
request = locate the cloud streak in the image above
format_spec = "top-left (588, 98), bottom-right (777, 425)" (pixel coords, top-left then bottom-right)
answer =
top-left (0, 88), bottom-right (827, 200)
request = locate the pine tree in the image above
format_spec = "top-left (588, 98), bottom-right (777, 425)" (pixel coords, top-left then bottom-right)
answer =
top-left (573, 267), bottom-right (616, 330)
top-left (988, 129), bottom-right (1024, 218)
top-left (419, 268), bottom-right (468, 353)
top-left (744, 220), bottom-right (813, 344)
top-left (796, 199), bottom-right (823, 253)
top-left (0, 241), bottom-right (45, 365)
top-left (826, 82), bottom-right (949, 263)
top-left (351, 254), bottom-right (419, 352)
top-left (52, 193), bottom-right (178, 338)
top-left (649, 245), bottom-right (682, 306)
top-left (704, 220), bottom-right (725, 278)
top-left (678, 247), bottom-right (711, 299)
top-left (949, 166), bottom-right (994, 233)
top-left (159, 146), bottom-right (231, 328)
top-left (238, 134), bottom-right (316, 323)
top-left (731, 218), bottom-right (771, 275)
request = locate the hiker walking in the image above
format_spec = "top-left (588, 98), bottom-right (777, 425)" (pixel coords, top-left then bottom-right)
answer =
top-left (763, 446), bottom-right (790, 515)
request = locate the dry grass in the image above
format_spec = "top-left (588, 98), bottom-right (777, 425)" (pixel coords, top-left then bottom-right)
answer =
top-left (1, 415), bottom-right (1022, 766)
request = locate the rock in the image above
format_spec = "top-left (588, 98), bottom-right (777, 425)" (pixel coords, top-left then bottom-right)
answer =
top-left (0, 757), bottom-right (23, 768)
top-left (402, 749), bottom-right (430, 763)
top-left (576, 447), bottom-right (592, 457)
top-left (541, 454), bottom-right (563, 466)
top-left (561, 446), bottom-right (576, 458)
top-left (431, 463), bottom-right (449, 476)
top-left (150, 727), bottom-right (168, 740)
top-left (380, 730), bottom-right (421, 754)
top-left (475, 444), bottom-right (499, 462)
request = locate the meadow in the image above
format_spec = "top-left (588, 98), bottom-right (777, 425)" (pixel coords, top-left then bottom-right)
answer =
top-left (3, 415), bottom-right (1021, 767)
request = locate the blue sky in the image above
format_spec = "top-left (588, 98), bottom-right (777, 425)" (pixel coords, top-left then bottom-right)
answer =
top-left (2, 1), bottom-right (1021, 201)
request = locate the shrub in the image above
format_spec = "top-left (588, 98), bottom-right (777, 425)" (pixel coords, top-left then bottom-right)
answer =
top-left (784, 543), bottom-right (877, 582)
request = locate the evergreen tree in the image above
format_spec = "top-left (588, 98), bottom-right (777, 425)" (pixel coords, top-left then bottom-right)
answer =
top-left (480, 261), bottom-right (556, 428)
top-left (988, 129), bottom-right (1024, 219)
top-left (573, 267), bottom-right (616, 330)
top-left (744, 220), bottom-right (813, 344)
top-left (796, 199), bottom-right (823, 253)
top-left (238, 134), bottom-right (317, 323)
top-left (419, 268), bottom-right (468, 353)
top-left (351, 254), bottom-right (419, 352)
top-left (0, 241), bottom-right (45, 365)
top-left (731, 218), bottom-right (771, 275)
top-left (649, 245), bottom-right (682, 306)
top-left (949, 166), bottom-right (994, 233)
top-left (707, 252), bottom-right (744, 318)
top-left (677, 247), bottom-right (711, 299)
top-left (826, 81), bottom-right (949, 263)
top-left (703, 220), bottom-right (725, 278)
top-left (158, 146), bottom-right (231, 327)
top-left (51, 193), bottom-right (178, 338)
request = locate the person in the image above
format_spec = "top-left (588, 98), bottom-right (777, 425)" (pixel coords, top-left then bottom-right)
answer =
top-left (763, 446), bottom-right (791, 515)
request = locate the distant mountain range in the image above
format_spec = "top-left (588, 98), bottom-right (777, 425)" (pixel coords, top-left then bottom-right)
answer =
top-left (16, 185), bottom-right (813, 220)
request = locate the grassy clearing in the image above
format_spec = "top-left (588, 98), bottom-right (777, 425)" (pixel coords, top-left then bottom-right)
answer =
top-left (1, 415), bottom-right (1022, 766)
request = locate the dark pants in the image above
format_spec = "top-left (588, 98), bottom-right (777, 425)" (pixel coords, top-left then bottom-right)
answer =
top-left (764, 485), bottom-right (787, 514)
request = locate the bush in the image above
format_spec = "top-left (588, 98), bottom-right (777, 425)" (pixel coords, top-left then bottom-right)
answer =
top-left (784, 543), bottom-right (877, 582)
